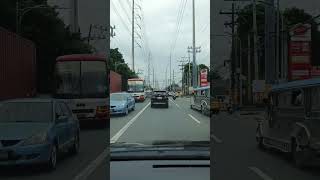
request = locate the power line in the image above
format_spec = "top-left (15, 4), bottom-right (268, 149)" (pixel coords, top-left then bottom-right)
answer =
top-left (117, 0), bottom-right (131, 23)
top-left (111, 0), bottom-right (131, 35)
top-left (170, 0), bottom-right (188, 56)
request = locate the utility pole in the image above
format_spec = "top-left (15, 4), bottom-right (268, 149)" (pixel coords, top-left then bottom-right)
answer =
top-left (252, 0), bottom-right (259, 80)
top-left (188, 46), bottom-right (201, 87)
top-left (153, 68), bottom-right (155, 89)
top-left (148, 53), bottom-right (151, 87)
top-left (170, 54), bottom-right (172, 91)
top-left (192, 0), bottom-right (197, 88)
top-left (70, 0), bottom-right (79, 33)
top-left (248, 33), bottom-right (252, 104)
top-left (132, 0), bottom-right (135, 72)
top-left (173, 70), bottom-right (175, 92)
top-left (179, 58), bottom-right (188, 95)
top-left (276, 0), bottom-right (280, 80)
top-left (110, 25), bottom-right (116, 38)
top-left (188, 50), bottom-right (191, 92)
top-left (220, 2), bottom-right (236, 107)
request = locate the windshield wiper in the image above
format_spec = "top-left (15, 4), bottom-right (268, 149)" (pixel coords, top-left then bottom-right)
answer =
top-left (151, 140), bottom-right (210, 147)
top-left (14, 120), bottom-right (35, 122)
top-left (111, 142), bottom-right (148, 147)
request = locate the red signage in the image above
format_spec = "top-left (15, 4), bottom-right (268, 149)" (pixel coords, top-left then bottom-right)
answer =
top-left (289, 24), bottom-right (312, 81)
top-left (200, 69), bottom-right (208, 87)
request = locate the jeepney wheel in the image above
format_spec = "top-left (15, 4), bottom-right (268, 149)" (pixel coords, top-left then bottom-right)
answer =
top-left (201, 106), bottom-right (205, 115)
top-left (291, 139), bottom-right (307, 169)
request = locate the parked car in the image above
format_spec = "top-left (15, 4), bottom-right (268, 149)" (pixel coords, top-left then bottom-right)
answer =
top-left (0, 98), bottom-right (80, 170)
top-left (110, 93), bottom-right (135, 115)
top-left (151, 91), bottom-right (169, 108)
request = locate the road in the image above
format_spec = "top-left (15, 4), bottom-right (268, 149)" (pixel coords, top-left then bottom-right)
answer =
top-left (212, 112), bottom-right (320, 180)
top-left (110, 96), bottom-right (210, 145)
top-left (0, 128), bottom-right (108, 180)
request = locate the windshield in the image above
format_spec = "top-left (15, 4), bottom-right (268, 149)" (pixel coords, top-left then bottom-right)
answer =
top-left (0, 102), bottom-right (52, 123)
top-left (55, 61), bottom-right (108, 98)
top-left (111, 94), bottom-right (127, 101)
top-left (110, 0), bottom-right (210, 155)
top-left (128, 81), bottom-right (144, 92)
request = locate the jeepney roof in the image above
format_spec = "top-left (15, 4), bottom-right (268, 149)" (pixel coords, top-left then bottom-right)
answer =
top-left (272, 78), bottom-right (320, 92)
top-left (194, 86), bottom-right (210, 91)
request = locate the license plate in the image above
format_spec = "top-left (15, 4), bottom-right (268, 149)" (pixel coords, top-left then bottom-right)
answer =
top-left (0, 152), bottom-right (8, 160)
top-left (77, 113), bottom-right (87, 118)
top-left (157, 97), bottom-right (162, 99)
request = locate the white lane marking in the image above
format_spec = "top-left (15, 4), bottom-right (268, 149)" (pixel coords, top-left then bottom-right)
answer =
top-left (169, 99), bottom-right (181, 109)
top-left (188, 114), bottom-right (201, 124)
top-left (210, 133), bottom-right (223, 143)
top-left (73, 149), bottom-right (108, 180)
top-left (110, 102), bottom-right (151, 143)
top-left (248, 167), bottom-right (273, 180)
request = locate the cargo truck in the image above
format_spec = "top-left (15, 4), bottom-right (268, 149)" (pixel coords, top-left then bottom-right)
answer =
top-left (0, 27), bottom-right (36, 101)
top-left (110, 71), bottom-right (122, 93)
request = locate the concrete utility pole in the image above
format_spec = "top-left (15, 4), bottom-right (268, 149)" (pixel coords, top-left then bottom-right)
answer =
top-left (179, 58), bottom-right (188, 94)
top-left (192, 0), bottom-right (197, 88)
top-left (252, 0), bottom-right (259, 80)
top-left (110, 25), bottom-right (116, 38)
top-left (170, 54), bottom-right (172, 90)
top-left (188, 46), bottom-right (201, 87)
top-left (188, 50), bottom-right (191, 91)
top-left (148, 53), bottom-right (151, 87)
top-left (153, 68), bottom-right (155, 89)
top-left (276, 0), bottom-right (280, 80)
top-left (132, 0), bottom-right (135, 72)
top-left (248, 33), bottom-right (252, 104)
top-left (220, 1), bottom-right (236, 106)
top-left (70, 0), bottom-right (79, 33)
top-left (173, 70), bottom-right (175, 91)
top-left (265, 0), bottom-right (276, 84)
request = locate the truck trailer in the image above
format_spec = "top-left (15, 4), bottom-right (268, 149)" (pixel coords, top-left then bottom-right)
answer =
top-left (0, 27), bottom-right (36, 101)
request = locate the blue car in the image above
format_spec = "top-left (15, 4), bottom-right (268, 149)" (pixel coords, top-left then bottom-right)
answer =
top-left (110, 93), bottom-right (135, 115)
top-left (0, 98), bottom-right (80, 170)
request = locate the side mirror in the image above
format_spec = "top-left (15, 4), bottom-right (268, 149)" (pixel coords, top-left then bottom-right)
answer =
top-left (56, 115), bottom-right (67, 124)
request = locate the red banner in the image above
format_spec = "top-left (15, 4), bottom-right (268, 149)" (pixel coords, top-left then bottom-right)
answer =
top-left (200, 69), bottom-right (208, 87)
top-left (289, 24), bottom-right (312, 81)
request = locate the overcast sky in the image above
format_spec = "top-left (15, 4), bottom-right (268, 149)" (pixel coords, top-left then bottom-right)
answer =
top-left (111, 0), bottom-right (210, 88)
top-left (49, 0), bottom-right (107, 52)
top-left (212, 0), bottom-right (320, 77)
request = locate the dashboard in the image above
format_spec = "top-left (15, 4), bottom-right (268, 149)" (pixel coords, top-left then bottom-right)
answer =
top-left (111, 160), bottom-right (210, 180)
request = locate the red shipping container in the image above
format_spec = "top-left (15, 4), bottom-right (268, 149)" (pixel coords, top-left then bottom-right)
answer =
top-left (0, 27), bottom-right (36, 101)
top-left (110, 71), bottom-right (122, 93)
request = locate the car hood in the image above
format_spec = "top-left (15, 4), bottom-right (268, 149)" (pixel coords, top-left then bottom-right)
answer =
top-left (0, 123), bottom-right (51, 140)
top-left (110, 100), bottom-right (126, 107)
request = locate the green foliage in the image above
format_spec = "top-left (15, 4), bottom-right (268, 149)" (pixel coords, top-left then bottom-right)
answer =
top-left (110, 48), bottom-right (137, 90)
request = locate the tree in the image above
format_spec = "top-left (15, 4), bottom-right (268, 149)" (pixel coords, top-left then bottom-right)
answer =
top-left (110, 48), bottom-right (137, 90)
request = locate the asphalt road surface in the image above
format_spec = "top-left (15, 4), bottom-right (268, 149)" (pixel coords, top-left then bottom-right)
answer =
top-left (0, 128), bottom-right (108, 180)
top-left (212, 112), bottom-right (320, 180)
top-left (110, 97), bottom-right (210, 144)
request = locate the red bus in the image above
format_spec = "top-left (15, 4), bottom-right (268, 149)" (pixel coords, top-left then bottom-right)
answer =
top-left (54, 54), bottom-right (109, 128)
